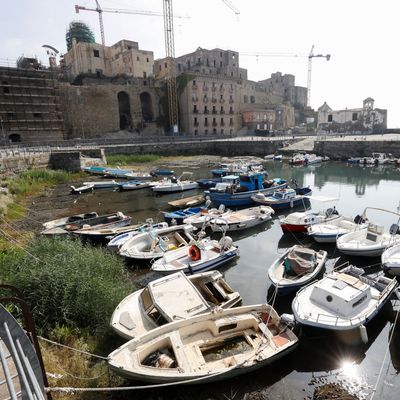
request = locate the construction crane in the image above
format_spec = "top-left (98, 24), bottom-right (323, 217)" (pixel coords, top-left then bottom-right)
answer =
top-left (241, 46), bottom-right (331, 107)
top-left (221, 0), bottom-right (240, 15)
top-left (75, 0), bottom-right (189, 46)
top-left (307, 45), bottom-right (330, 107)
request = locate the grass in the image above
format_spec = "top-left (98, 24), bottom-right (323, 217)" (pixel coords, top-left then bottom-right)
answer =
top-left (107, 153), bottom-right (161, 165)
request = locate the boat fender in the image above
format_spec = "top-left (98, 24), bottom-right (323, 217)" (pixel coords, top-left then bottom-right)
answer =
top-left (189, 245), bottom-right (201, 261)
top-left (359, 325), bottom-right (368, 344)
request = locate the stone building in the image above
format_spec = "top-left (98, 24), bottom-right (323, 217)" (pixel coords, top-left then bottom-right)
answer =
top-left (0, 64), bottom-right (65, 143)
top-left (63, 39), bottom-right (154, 81)
top-left (59, 76), bottom-right (165, 138)
top-left (241, 109), bottom-right (276, 132)
top-left (317, 98), bottom-right (387, 133)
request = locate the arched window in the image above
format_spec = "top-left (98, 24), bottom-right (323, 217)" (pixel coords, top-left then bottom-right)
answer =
top-left (117, 91), bottom-right (132, 130)
top-left (140, 92), bottom-right (154, 122)
top-left (9, 134), bottom-right (21, 143)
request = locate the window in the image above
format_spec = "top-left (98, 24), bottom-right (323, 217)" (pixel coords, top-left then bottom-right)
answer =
top-left (146, 58), bottom-right (149, 62)
top-left (93, 49), bottom-right (100, 57)
top-left (220, 94), bottom-right (223, 100)
top-left (7, 112), bottom-right (15, 119)
top-left (221, 117), bottom-right (224, 125)
top-left (328, 114), bottom-right (333, 122)
top-left (213, 128), bottom-right (217, 134)
top-left (221, 129), bottom-right (224, 134)
top-left (204, 117), bottom-right (208, 125)
top-left (230, 118), bottom-right (233, 126)
top-left (137, 56), bottom-right (140, 61)
top-left (230, 72), bottom-right (233, 77)
top-left (159, 65), bottom-right (162, 72)
top-left (194, 129), bottom-right (198, 135)
top-left (143, 80), bottom-right (147, 86)
top-left (250, 96), bottom-right (255, 103)
top-left (193, 105), bottom-right (198, 113)
top-left (164, 62), bottom-right (167, 68)
top-left (220, 107), bottom-right (224, 113)
top-left (205, 129), bottom-right (208, 135)
top-left (243, 95), bottom-right (248, 103)
top-left (33, 112), bottom-right (42, 118)
top-left (197, 57), bottom-right (201, 63)
top-left (143, 72), bottom-right (147, 78)
top-left (257, 123), bottom-right (260, 129)
top-left (213, 60), bottom-right (216, 67)
top-left (3, 87), bottom-right (9, 94)
top-left (257, 114), bottom-right (260, 120)
top-left (204, 106), bottom-right (208, 113)
top-left (220, 61), bottom-right (223, 67)
top-left (193, 80), bottom-right (196, 86)
top-left (230, 129), bottom-right (233, 135)
top-left (264, 124), bottom-right (267, 130)
top-left (263, 114), bottom-right (267, 121)
top-left (352, 113), bottom-right (358, 121)
top-left (229, 107), bottom-right (233, 114)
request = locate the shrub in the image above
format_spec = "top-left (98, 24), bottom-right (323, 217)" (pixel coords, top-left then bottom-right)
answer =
top-left (0, 237), bottom-right (133, 334)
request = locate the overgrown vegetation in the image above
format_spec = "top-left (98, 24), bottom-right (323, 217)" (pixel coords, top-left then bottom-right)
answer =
top-left (107, 153), bottom-right (161, 165)
top-left (0, 236), bottom-right (133, 334)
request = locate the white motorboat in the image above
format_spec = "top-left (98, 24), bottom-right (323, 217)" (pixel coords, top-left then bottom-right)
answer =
top-left (304, 154), bottom-right (322, 165)
top-left (42, 212), bottom-right (98, 230)
top-left (292, 265), bottom-right (398, 331)
top-left (308, 215), bottom-right (368, 243)
top-left (108, 304), bottom-right (299, 383)
top-left (107, 221), bottom-right (168, 251)
top-left (70, 183), bottom-right (94, 194)
top-left (268, 246), bottom-right (328, 295)
top-left (279, 206), bottom-right (340, 234)
top-left (183, 204), bottom-right (229, 229)
top-left (210, 206), bottom-right (274, 232)
top-left (288, 153), bottom-right (305, 166)
top-left (337, 208), bottom-right (400, 257)
top-left (382, 243), bottom-right (400, 275)
top-left (118, 224), bottom-right (196, 261)
top-left (151, 236), bottom-right (239, 275)
top-left (152, 172), bottom-right (199, 193)
top-left (110, 271), bottom-right (242, 339)
top-left (83, 180), bottom-right (119, 189)
top-left (118, 181), bottom-right (153, 190)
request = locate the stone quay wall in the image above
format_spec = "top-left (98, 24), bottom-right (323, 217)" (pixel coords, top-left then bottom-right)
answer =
top-left (314, 139), bottom-right (400, 159)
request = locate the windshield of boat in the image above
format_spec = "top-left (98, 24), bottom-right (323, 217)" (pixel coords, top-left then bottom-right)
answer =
top-left (140, 287), bottom-right (168, 325)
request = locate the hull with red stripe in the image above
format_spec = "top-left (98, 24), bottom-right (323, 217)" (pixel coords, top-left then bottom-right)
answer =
top-left (280, 223), bottom-right (308, 233)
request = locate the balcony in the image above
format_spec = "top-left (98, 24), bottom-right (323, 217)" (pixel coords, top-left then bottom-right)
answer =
top-left (229, 121), bottom-right (234, 126)
top-left (193, 109), bottom-right (199, 114)
top-left (212, 110), bottom-right (217, 114)
top-left (220, 110), bottom-right (225, 114)
top-left (229, 110), bottom-right (234, 114)
top-left (203, 97), bottom-right (209, 102)
top-left (194, 121), bottom-right (199, 127)
top-left (220, 99), bottom-right (225, 104)
top-left (192, 96), bottom-right (198, 102)
top-left (229, 99), bottom-right (234, 104)
top-left (212, 122), bottom-right (217, 127)
top-left (211, 98), bottom-right (217, 103)
top-left (204, 109), bottom-right (209, 114)
top-left (221, 122), bottom-right (225, 127)
top-left (204, 122), bottom-right (209, 127)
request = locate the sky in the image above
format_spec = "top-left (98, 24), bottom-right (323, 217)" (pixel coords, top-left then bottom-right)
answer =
top-left (1, 0), bottom-right (399, 127)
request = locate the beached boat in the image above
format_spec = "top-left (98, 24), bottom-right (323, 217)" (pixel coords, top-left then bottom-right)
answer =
top-left (163, 207), bottom-right (203, 225)
top-left (118, 180), bottom-right (153, 191)
top-left (83, 180), bottom-right (119, 189)
top-left (42, 212), bottom-right (98, 230)
top-left (70, 183), bottom-right (94, 194)
top-left (268, 246), bottom-right (327, 295)
top-left (251, 187), bottom-right (312, 210)
top-left (119, 224), bottom-right (196, 261)
top-left (292, 265), bottom-right (398, 331)
top-left (304, 154), bottom-right (322, 165)
top-left (168, 194), bottom-right (205, 209)
top-left (279, 207), bottom-right (340, 233)
top-left (152, 172), bottom-right (199, 193)
top-left (308, 215), bottom-right (368, 243)
top-left (210, 206), bottom-right (274, 232)
top-left (110, 271), bottom-right (242, 339)
top-left (205, 172), bottom-right (287, 207)
top-left (336, 207), bottom-right (400, 257)
top-left (108, 304), bottom-right (299, 383)
top-left (347, 157), bottom-right (361, 164)
top-left (264, 154), bottom-right (275, 160)
top-left (107, 222), bottom-right (169, 251)
top-left (289, 153), bottom-right (305, 166)
top-left (81, 166), bottom-right (108, 175)
top-left (151, 235), bottom-right (238, 275)
top-left (41, 212), bottom-right (131, 235)
top-left (382, 243), bottom-right (400, 275)
top-left (273, 155), bottom-right (283, 161)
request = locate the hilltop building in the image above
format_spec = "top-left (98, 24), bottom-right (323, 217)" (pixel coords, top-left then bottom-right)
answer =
top-left (317, 98), bottom-right (387, 133)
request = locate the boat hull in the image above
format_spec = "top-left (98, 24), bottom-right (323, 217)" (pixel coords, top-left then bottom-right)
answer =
top-left (206, 182), bottom-right (287, 207)
top-left (280, 223), bottom-right (308, 233)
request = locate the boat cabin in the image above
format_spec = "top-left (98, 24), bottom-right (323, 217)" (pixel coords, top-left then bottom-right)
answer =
top-left (309, 271), bottom-right (371, 318)
top-left (272, 188), bottom-right (296, 200)
top-left (239, 173), bottom-right (265, 191)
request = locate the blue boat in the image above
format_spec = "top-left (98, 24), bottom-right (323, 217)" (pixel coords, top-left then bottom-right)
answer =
top-left (151, 169), bottom-right (175, 176)
top-left (163, 207), bottom-right (203, 224)
top-left (118, 180), bottom-right (152, 191)
top-left (82, 166), bottom-right (109, 175)
top-left (205, 172), bottom-right (287, 207)
top-left (196, 177), bottom-right (222, 188)
top-left (251, 187), bottom-right (312, 210)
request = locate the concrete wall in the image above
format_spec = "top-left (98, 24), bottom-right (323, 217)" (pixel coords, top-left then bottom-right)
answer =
top-left (0, 153), bottom-right (50, 173)
top-left (314, 139), bottom-right (400, 159)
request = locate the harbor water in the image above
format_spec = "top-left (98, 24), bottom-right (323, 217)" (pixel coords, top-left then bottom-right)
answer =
top-left (61, 161), bottom-right (400, 399)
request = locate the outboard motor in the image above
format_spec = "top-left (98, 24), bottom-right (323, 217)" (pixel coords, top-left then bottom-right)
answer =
top-left (389, 224), bottom-right (400, 235)
top-left (219, 236), bottom-right (233, 251)
top-left (218, 204), bottom-right (226, 213)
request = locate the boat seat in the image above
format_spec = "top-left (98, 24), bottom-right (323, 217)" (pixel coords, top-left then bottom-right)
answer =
top-left (174, 232), bottom-right (188, 245)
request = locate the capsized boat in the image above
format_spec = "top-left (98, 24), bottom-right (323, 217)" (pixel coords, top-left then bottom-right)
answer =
top-left (336, 207), bottom-right (400, 257)
top-left (205, 172), bottom-right (287, 207)
top-left (110, 271), bottom-right (242, 339)
top-left (107, 222), bottom-right (169, 251)
top-left (163, 207), bottom-right (203, 225)
top-left (251, 187), bottom-right (312, 210)
top-left (210, 206), bottom-right (274, 232)
top-left (118, 224), bottom-right (196, 261)
top-left (168, 194), bottom-right (205, 209)
top-left (308, 215), bottom-right (368, 243)
top-left (41, 212), bottom-right (131, 235)
top-left (268, 246), bottom-right (328, 295)
top-left (382, 243), bottom-right (400, 275)
top-left (292, 265), bottom-right (398, 331)
top-left (108, 304), bottom-right (299, 383)
top-left (42, 212), bottom-right (98, 230)
top-left (151, 235), bottom-right (239, 275)
top-left (70, 183), bottom-right (94, 194)
top-left (279, 205), bottom-right (340, 234)
top-left (152, 172), bottom-right (199, 193)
